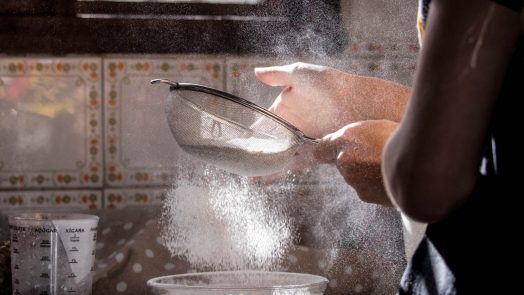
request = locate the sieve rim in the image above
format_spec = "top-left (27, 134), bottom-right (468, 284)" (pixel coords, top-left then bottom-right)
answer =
top-left (151, 79), bottom-right (318, 144)
top-left (146, 270), bottom-right (328, 291)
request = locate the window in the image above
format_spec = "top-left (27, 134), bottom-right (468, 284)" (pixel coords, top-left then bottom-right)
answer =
top-left (0, 0), bottom-right (346, 55)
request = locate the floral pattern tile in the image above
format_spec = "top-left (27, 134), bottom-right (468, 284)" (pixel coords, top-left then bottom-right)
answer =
top-left (0, 58), bottom-right (103, 188)
top-left (319, 56), bottom-right (417, 86)
top-left (380, 58), bottom-right (418, 85)
top-left (103, 188), bottom-right (167, 209)
top-left (345, 57), bottom-right (417, 85)
top-left (103, 56), bottom-right (224, 186)
top-left (344, 39), bottom-right (419, 58)
top-left (0, 190), bottom-right (102, 211)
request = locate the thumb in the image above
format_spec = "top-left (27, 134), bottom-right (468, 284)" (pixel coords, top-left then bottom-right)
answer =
top-left (254, 65), bottom-right (294, 87)
top-left (313, 134), bottom-right (341, 165)
top-left (313, 123), bottom-right (361, 164)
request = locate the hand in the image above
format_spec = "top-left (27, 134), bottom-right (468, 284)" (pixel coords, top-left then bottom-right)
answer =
top-left (249, 142), bottom-right (318, 185)
top-left (315, 120), bottom-right (399, 206)
top-left (251, 120), bottom-right (399, 205)
top-left (255, 62), bottom-right (353, 139)
top-left (255, 62), bottom-right (409, 139)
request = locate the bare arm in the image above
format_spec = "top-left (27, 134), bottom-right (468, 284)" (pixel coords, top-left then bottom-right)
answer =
top-left (255, 63), bottom-right (410, 138)
top-left (254, 64), bottom-right (410, 205)
top-left (383, 0), bottom-right (521, 223)
top-left (344, 75), bottom-right (410, 123)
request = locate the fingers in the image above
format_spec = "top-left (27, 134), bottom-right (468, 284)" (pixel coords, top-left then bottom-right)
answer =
top-left (312, 122), bottom-right (364, 164)
top-left (290, 143), bottom-right (318, 168)
top-left (313, 131), bottom-right (345, 164)
top-left (267, 91), bottom-right (284, 113)
top-left (254, 65), bottom-right (294, 87)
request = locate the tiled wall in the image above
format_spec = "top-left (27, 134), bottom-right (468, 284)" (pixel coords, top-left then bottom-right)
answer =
top-left (0, 56), bottom-right (260, 210)
top-left (0, 56), bottom-right (221, 210)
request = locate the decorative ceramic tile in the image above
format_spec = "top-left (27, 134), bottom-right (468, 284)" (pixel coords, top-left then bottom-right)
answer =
top-left (103, 188), bottom-right (167, 209)
top-left (344, 39), bottom-right (419, 59)
top-left (0, 58), bottom-right (103, 188)
top-left (330, 57), bottom-right (416, 83)
top-left (381, 58), bottom-right (418, 86)
top-left (225, 57), bottom-right (296, 109)
top-left (103, 56), bottom-right (224, 186)
top-left (0, 190), bottom-right (102, 212)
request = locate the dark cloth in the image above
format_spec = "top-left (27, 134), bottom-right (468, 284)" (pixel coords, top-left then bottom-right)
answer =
top-left (491, 0), bottom-right (524, 11)
top-left (401, 1), bottom-right (524, 294)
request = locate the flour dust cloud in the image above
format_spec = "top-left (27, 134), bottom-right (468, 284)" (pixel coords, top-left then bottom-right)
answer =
top-left (160, 166), bottom-right (298, 271)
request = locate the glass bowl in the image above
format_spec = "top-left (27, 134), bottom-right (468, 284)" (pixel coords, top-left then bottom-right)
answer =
top-left (146, 271), bottom-right (328, 295)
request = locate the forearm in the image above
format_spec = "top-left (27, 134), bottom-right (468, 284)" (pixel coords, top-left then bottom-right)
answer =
top-left (343, 73), bottom-right (411, 123)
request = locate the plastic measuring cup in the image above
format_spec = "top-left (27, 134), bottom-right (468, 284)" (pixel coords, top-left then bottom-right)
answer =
top-left (8, 213), bottom-right (99, 295)
top-left (146, 271), bottom-right (329, 295)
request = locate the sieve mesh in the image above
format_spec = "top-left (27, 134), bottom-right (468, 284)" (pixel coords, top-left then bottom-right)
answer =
top-left (153, 80), bottom-right (317, 176)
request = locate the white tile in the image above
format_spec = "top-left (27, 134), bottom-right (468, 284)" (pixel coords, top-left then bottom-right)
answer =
top-left (0, 57), bottom-right (103, 188)
top-left (0, 190), bottom-right (102, 212)
top-left (103, 188), bottom-right (167, 209)
top-left (103, 56), bottom-right (224, 186)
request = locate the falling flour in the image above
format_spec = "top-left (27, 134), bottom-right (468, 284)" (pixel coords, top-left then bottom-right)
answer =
top-left (160, 162), bottom-right (405, 293)
top-left (160, 168), bottom-right (296, 270)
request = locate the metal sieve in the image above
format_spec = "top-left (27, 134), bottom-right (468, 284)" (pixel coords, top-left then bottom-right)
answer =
top-left (151, 79), bottom-right (319, 176)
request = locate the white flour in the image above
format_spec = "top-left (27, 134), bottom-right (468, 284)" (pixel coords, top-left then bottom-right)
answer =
top-left (160, 168), bottom-right (295, 270)
top-left (159, 163), bottom-right (405, 293)
top-left (226, 137), bottom-right (289, 154)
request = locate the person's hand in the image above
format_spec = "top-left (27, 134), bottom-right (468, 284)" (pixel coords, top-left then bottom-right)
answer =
top-left (250, 142), bottom-right (318, 185)
top-left (315, 120), bottom-right (399, 206)
top-left (255, 62), bottom-right (409, 139)
top-left (251, 120), bottom-right (399, 206)
top-left (255, 62), bottom-right (353, 139)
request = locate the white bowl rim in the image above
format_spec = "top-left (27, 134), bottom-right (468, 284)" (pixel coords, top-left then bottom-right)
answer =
top-left (147, 270), bottom-right (329, 291)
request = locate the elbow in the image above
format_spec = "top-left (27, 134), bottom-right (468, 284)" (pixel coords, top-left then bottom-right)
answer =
top-left (383, 142), bottom-right (476, 223)
top-left (390, 183), bottom-right (470, 223)
top-left (385, 170), bottom-right (474, 223)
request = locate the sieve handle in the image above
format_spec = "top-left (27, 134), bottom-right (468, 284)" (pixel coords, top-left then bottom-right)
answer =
top-left (301, 135), bottom-right (320, 144)
top-left (151, 79), bottom-right (179, 91)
